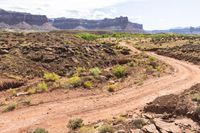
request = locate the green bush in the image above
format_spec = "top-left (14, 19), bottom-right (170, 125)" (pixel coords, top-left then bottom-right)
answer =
top-left (89, 67), bottom-right (102, 77)
top-left (76, 33), bottom-right (100, 41)
top-left (67, 118), bottom-right (84, 130)
top-left (132, 119), bottom-right (146, 129)
top-left (112, 65), bottom-right (127, 78)
top-left (106, 84), bottom-right (118, 92)
top-left (75, 67), bottom-right (86, 76)
top-left (3, 103), bottom-right (16, 112)
top-left (68, 76), bottom-right (82, 87)
top-left (192, 94), bottom-right (200, 103)
top-left (37, 81), bottom-right (48, 92)
top-left (98, 124), bottom-right (114, 133)
top-left (149, 56), bottom-right (156, 62)
top-left (44, 72), bottom-right (60, 81)
top-left (33, 128), bottom-right (48, 133)
top-left (83, 81), bottom-right (93, 89)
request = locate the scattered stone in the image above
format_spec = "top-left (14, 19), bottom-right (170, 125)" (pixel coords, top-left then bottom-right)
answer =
top-left (142, 124), bottom-right (159, 133)
top-left (114, 129), bottom-right (126, 133)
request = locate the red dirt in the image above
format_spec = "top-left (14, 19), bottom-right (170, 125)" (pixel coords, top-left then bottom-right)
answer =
top-left (1, 43), bottom-right (200, 133)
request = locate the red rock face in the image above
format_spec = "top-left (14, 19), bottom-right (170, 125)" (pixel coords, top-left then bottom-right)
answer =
top-left (0, 9), bottom-right (48, 26)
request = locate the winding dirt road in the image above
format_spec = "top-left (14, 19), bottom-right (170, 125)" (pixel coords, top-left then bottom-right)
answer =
top-left (1, 43), bottom-right (200, 133)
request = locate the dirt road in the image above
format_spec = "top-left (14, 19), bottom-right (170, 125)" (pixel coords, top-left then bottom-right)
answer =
top-left (1, 43), bottom-right (200, 133)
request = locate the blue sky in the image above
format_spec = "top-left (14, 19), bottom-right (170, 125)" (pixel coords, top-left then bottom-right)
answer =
top-left (0, 0), bottom-right (199, 30)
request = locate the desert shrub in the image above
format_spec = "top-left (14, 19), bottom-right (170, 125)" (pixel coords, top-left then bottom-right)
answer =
top-left (44, 72), bottom-right (60, 81)
top-left (89, 67), bottom-right (102, 77)
top-left (196, 106), bottom-right (200, 115)
top-left (149, 56), bottom-right (156, 62)
top-left (6, 89), bottom-right (17, 96)
top-left (3, 103), bottom-right (16, 112)
top-left (37, 81), bottom-right (48, 92)
top-left (155, 65), bottom-right (161, 71)
top-left (129, 61), bottom-right (138, 67)
top-left (192, 94), bottom-right (200, 103)
top-left (67, 118), bottom-right (84, 130)
top-left (22, 99), bottom-right (31, 106)
top-left (79, 126), bottom-right (95, 133)
top-left (98, 124), bottom-right (114, 133)
top-left (68, 76), bottom-right (82, 87)
top-left (111, 33), bottom-right (131, 38)
top-left (27, 87), bottom-right (37, 95)
top-left (106, 84), bottom-right (118, 92)
top-left (132, 119), bottom-right (146, 129)
top-left (75, 67), bottom-right (86, 76)
top-left (115, 116), bottom-right (126, 124)
top-left (33, 128), bottom-right (48, 133)
top-left (112, 65), bottom-right (127, 78)
top-left (83, 81), bottom-right (93, 89)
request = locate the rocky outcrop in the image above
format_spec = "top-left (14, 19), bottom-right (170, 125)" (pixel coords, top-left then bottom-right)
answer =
top-left (51, 16), bottom-right (143, 33)
top-left (0, 9), bottom-right (48, 26)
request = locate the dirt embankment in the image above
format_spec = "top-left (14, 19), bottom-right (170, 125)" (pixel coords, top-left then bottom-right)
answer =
top-left (155, 44), bottom-right (200, 65)
top-left (144, 83), bottom-right (200, 124)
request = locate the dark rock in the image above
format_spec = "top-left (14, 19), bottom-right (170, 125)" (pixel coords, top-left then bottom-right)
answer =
top-left (28, 52), bottom-right (43, 61)
top-left (0, 49), bottom-right (9, 54)
top-left (43, 54), bottom-right (56, 63)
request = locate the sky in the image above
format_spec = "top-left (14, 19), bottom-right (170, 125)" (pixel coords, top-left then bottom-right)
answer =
top-left (0, 0), bottom-right (199, 30)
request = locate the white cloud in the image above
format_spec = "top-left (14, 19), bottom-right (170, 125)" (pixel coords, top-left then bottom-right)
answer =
top-left (0, 0), bottom-right (143, 18)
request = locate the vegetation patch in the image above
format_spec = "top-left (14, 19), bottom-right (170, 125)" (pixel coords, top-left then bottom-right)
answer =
top-left (132, 119), bottom-right (146, 129)
top-left (83, 81), bottom-right (93, 89)
top-left (44, 72), bottom-right (60, 81)
top-left (33, 128), bottom-right (48, 133)
top-left (112, 65), bottom-right (127, 78)
top-left (79, 126), bottom-right (95, 133)
top-left (98, 124), bottom-right (114, 133)
top-left (67, 118), bottom-right (84, 130)
top-left (37, 81), bottom-right (48, 92)
top-left (89, 67), bottom-right (102, 77)
top-left (3, 103), bottom-right (16, 112)
top-left (68, 76), bottom-right (82, 88)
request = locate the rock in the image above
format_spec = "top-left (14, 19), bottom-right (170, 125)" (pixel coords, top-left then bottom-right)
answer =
top-left (98, 76), bottom-right (107, 82)
top-left (108, 80), bottom-right (116, 84)
top-left (28, 52), bottom-right (43, 61)
top-left (0, 49), bottom-right (9, 54)
top-left (43, 54), bottom-right (56, 63)
top-left (114, 129), bottom-right (126, 133)
top-left (142, 124), bottom-right (159, 133)
top-left (16, 92), bottom-right (29, 97)
top-left (131, 129), bottom-right (143, 133)
top-left (120, 49), bottom-right (130, 55)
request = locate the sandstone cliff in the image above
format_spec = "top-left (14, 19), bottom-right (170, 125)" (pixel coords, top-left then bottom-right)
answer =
top-left (51, 16), bottom-right (143, 33)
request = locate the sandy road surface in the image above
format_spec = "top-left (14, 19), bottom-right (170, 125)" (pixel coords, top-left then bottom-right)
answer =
top-left (0, 43), bottom-right (200, 133)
